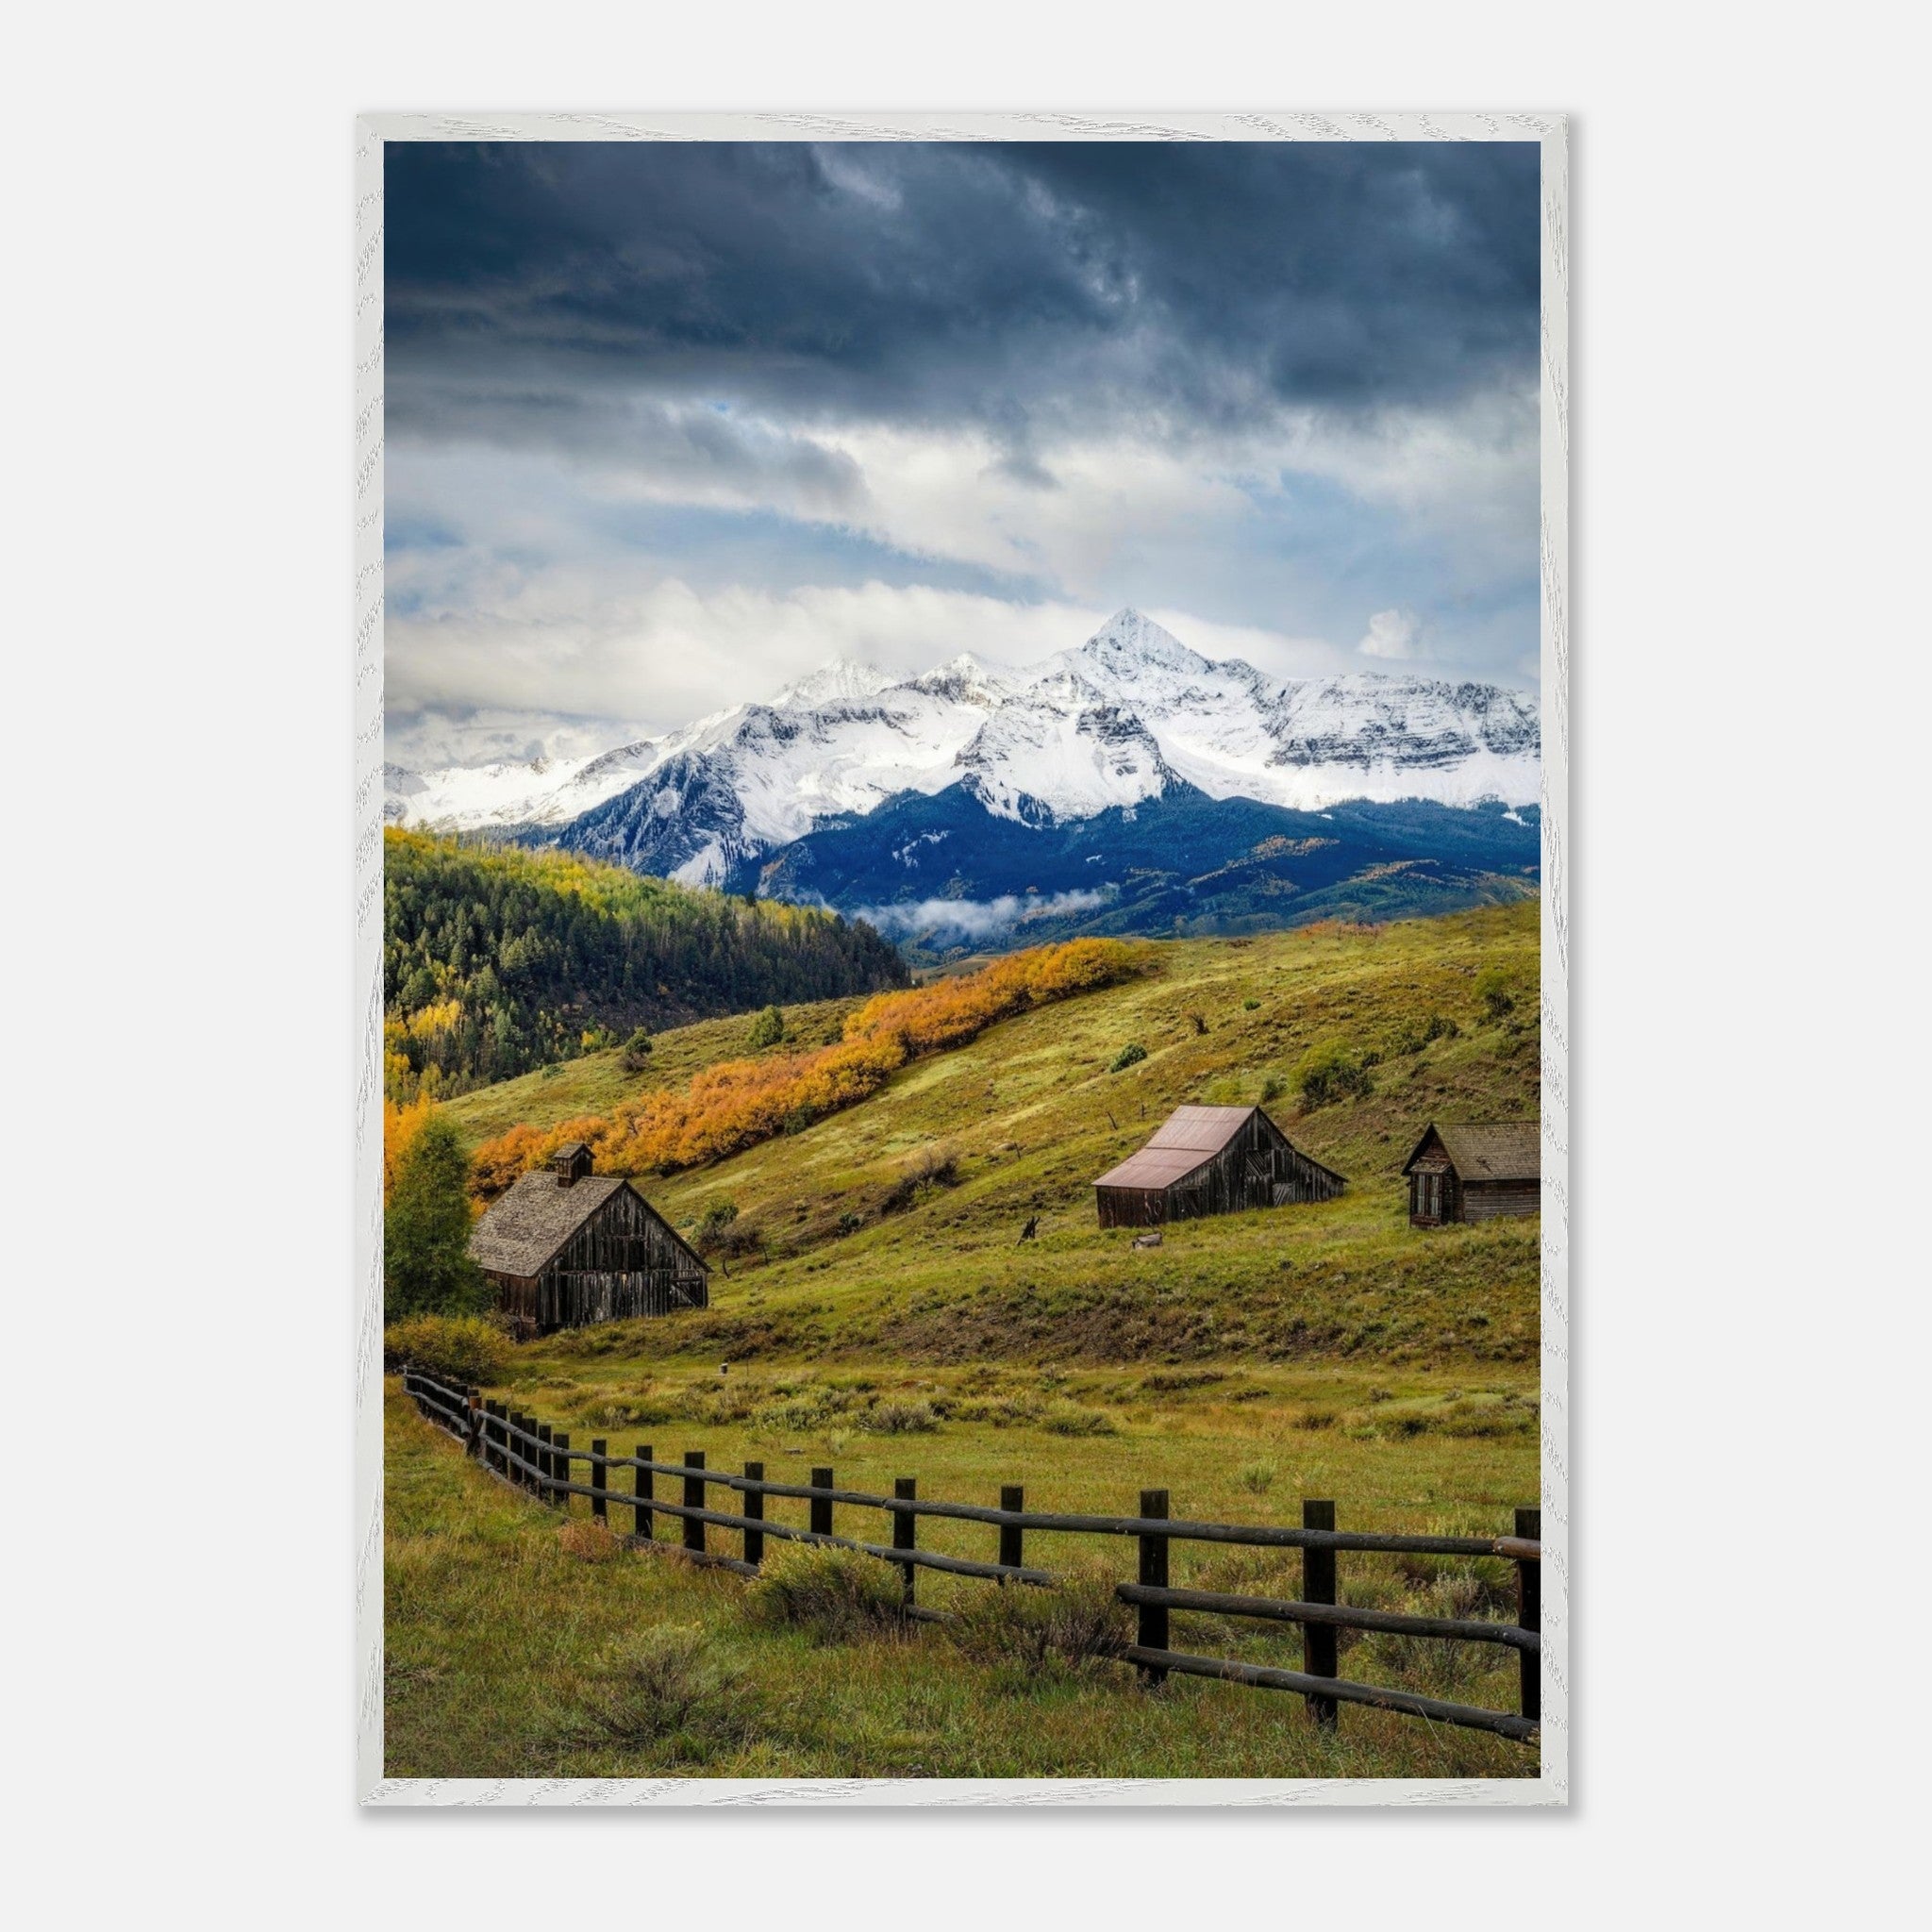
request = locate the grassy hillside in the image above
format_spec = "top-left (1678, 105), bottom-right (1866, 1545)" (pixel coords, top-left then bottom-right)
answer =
top-left (449, 899), bottom-right (1541, 1372)
top-left (441, 991), bottom-right (877, 1143)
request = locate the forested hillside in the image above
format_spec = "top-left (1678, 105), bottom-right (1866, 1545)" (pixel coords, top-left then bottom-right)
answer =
top-left (383, 830), bottom-right (908, 1098)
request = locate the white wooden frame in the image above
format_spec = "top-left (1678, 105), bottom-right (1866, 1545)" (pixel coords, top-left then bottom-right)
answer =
top-left (353, 109), bottom-right (1569, 1807)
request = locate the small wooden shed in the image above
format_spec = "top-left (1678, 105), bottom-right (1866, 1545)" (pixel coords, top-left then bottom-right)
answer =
top-left (470, 1141), bottom-right (708, 1332)
top-left (1402, 1122), bottom-right (1541, 1226)
top-left (1092, 1104), bottom-right (1346, 1229)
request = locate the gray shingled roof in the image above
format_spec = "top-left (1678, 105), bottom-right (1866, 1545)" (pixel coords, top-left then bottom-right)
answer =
top-left (1404, 1122), bottom-right (1541, 1182)
top-left (470, 1172), bottom-right (628, 1279)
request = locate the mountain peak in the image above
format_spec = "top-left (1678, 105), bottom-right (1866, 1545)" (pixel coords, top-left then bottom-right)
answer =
top-left (909, 651), bottom-right (1020, 706)
top-left (1079, 608), bottom-right (1203, 672)
top-left (774, 658), bottom-right (897, 709)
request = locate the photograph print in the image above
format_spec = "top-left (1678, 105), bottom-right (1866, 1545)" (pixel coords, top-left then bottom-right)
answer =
top-left (364, 113), bottom-right (1566, 1802)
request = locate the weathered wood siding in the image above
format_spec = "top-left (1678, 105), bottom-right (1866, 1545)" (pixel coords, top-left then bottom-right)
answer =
top-left (1460, 1179), bottom-right (1541, 1222)
top-left (1096, 1114), bottom-right (1344, 1228)
top-left (491, 1185), bottom-right (708, 1331)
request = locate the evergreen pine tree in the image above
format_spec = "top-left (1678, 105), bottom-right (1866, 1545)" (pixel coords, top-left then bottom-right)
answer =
top-left (384, 1113), bottom-right (490, 1317)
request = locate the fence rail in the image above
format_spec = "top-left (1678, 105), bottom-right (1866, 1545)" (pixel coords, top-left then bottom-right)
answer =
top-left (401, 1366), bottom-right (1541, 1746)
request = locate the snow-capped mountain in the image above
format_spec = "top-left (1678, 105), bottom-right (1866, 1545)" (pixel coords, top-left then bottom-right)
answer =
top-left (386, 609), bottom-right (1540, 887)
top-left (380, 743), bottom-right (666, 832)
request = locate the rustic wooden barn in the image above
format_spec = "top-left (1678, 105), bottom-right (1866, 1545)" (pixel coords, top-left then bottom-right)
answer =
top-left (1092, 1104), bottom-right (1346, 1229)
top-left (1402, 1122), bottom-right (1541, 1226)
top-left (470, 1141), bottom-right (708, 1332)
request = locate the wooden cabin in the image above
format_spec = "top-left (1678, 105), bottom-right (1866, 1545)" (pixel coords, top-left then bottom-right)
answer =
top-left (1402, 1122), bottom-right (1541, 1226)
top-left (1092, 1105), bottom-right (1345, 1229)
top-left (470, 1141), bottom-right (708, 1333)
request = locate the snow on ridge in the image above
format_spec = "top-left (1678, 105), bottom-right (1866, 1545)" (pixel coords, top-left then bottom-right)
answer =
top-left (386, 606), bottom-right (1540, 840)
top-left (773, 657), bottom-right (899, 709)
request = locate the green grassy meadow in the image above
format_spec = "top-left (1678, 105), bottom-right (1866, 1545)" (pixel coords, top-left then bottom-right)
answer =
top-left (394, 901), bottom-right (1543, 1778)
top-left (385, 1382), bottom-right (1534, 1780)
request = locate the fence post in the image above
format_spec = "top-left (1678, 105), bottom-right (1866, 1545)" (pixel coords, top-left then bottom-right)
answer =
top-left (482, 1400), bottom-right (499, 1472)
top-left (1137, 1489), bottom-right (1170, 1686)
top-left (536, 1423), bottom-right (554, 1503)
top-left (634, 1445), bottom-right (654, 1541)
top-left (998, 1484), bottom-right (1024, 1580)
top-left (466, 1391), bottom-right (483, 1458)
top-left (743, 1462), bottom-right (765, 1567)
top-left (1515, 1506), bottom-right (1541, 1724)
top-left (683, 1451), bottom-right (707, 1556)
top-left (810, 1467), bottom-right (834, 1539)
top-left (591, 1440), bottom-right (608, 1524)
top-left (894, 1477), bottom-right (918, 1608)
top-left (514, 1413), bottom-right (534, 1491)
top-left (553, 1433), bottom-right (571, 1514)
top-left (1303, 1499), bottom-right (1339, 1730)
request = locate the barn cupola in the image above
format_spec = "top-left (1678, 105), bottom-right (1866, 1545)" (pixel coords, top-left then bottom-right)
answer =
top-left (553, 1141), bottom-right (592, 1188)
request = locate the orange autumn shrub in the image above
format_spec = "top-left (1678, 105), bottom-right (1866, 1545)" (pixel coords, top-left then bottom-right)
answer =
top-left (469, 937), bottom-right (1143, 1193)
top-left (466, 1122), bottom-right (545, 1201)
top-left (468, 1114), bottom-right (608, 1203)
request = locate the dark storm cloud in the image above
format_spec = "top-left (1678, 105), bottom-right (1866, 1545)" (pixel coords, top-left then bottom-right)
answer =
top-left (384, 140), bottom-right (1540, 448)
top-left (391, 383), bottom-right (866, 508)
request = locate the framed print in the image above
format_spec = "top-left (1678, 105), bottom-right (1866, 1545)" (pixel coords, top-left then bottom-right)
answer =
top-left (354, 109), bottom-right (1568, 1807)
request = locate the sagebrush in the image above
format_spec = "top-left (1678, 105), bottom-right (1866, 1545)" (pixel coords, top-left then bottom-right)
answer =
top-left (744, 1545), bottom-right (911, 1642)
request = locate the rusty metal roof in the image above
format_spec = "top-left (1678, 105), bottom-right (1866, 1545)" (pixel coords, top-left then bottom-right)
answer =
top-left (1091, 1145), bottom-right (1217, 1191)
top-left (1093, 1104), bottom-right (1264, 1192)
top-left (1403, 1122), bottom-right (1541, 1183)
top-left (1144, 1105), bottom-right (1265, 1153)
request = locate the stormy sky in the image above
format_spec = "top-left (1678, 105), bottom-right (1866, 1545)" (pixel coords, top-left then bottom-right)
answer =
top-left (384, 140), bottom-right (1541, 770)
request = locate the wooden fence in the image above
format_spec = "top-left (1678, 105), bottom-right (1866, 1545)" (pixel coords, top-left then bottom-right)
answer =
top-left (402, 1366), bottom-right (1541, 1745)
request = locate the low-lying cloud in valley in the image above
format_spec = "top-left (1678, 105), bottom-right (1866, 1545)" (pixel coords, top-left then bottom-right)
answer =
top-left (851, 890), bottom-right (1112, 941)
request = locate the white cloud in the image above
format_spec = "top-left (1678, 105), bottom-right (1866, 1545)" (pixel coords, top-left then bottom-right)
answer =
top-left (817, 421), bottom-right (1255, 596)
top-left (1357, 608), bottom-right (1425, 660)
top-left (850, 890), bottom-right (1110, 941)
top-left (385, 575), bottom-right (1110, 747)
top-left (381, 708), bottom-right (644, 773)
